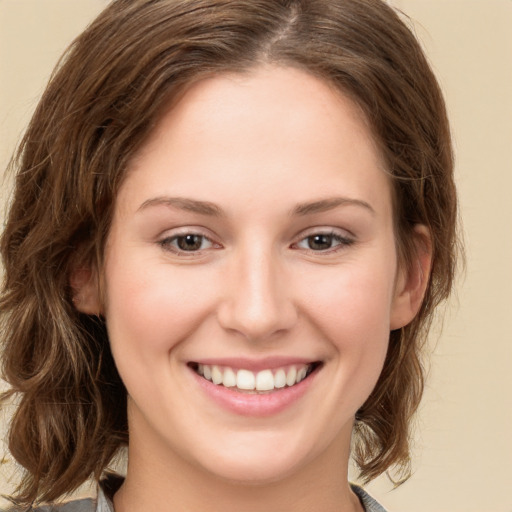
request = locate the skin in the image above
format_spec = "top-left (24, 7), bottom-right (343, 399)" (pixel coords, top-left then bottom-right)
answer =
top-left (76, 65), bottom-right (430, 512)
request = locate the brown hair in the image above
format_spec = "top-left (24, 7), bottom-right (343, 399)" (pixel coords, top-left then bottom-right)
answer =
top-left (1, 0), bottom-right (458, 505)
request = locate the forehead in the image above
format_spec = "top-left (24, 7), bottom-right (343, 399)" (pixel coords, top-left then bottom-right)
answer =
top-left (139, 65), bottom-right (379, 162)
top-left (121, 65), bottom-right (391, 220)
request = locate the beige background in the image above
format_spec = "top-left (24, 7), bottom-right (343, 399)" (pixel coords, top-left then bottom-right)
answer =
top-left (1, 1), bottom-right (511, 511)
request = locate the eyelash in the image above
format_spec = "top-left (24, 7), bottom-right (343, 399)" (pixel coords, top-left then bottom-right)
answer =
top-left (293, 231), bottom-right (355, 253)
top-left (158, 229), bottom-right (354, 255)
top-left (159, 232), bottom-right (217, 254)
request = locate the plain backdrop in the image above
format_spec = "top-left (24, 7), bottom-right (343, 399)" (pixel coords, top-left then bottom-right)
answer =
top-left (1, 1), bottom-right (511, 511)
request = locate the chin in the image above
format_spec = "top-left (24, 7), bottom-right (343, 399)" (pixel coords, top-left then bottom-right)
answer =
top-left (188, 435), bottom-right (310, 485)
top-left (202, 456), bottom-right (302, 486)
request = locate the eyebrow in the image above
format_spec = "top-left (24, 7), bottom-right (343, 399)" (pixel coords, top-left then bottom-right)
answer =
top-left (138, 196), bottom-right (224, 216)
top-left (291, 197), bottom-right (376, 216)
top-left (137, 195), bottom-right (375, 217)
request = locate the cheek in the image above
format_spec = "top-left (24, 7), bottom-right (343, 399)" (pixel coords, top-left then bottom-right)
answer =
top-left (303, 262), bottom-right (395, 339)
top-left (103, 253), bottom-right (219, 361)
top-left (298, 256), bottom-right (396, 390)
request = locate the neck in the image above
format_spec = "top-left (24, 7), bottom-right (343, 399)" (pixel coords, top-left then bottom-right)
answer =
top-left (113, 429), bottom-right (363, 512)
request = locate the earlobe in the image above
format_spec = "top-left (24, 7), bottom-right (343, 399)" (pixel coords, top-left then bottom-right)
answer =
top-left (70, 266), bottom-right (101, 315)
top-left (390, 225), bottom-right (432, 330)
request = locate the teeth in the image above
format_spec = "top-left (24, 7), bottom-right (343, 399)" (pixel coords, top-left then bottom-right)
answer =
top-left (237, 369), bottom-right (256, 390)
top-left (274, 369), bottom-right (286, 388)
top-left (297, 367), bottom-right (307, 382)
top-left (223, 367), bottom-right (237, 388)
top-left (195, 363), bottom-right (314, 392)
top-left (211, 365), bottom-right (223, 385)
top-left (255, 369), bottom-right (274, 391)
top-left (286, 366), bottom-right (297, 387)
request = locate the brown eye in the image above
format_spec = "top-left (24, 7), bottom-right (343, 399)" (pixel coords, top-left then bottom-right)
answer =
top-left (307, 234), bottom-right (334, 250)
top-left (295, 231), bottom-right (354, 252)
top-left (176, 234), bottom-right (204, 251)
top-left (160, 233), bottom-right (214, 253)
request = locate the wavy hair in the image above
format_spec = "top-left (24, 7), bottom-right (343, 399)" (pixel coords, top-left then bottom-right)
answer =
top-left (1, 0), bottom-right (458, 505)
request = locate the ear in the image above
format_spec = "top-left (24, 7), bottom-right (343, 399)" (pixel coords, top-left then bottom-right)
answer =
top-left (390, 224), bottom-right (432, 330)
top-left (69, 265), bottom-right (102, 315)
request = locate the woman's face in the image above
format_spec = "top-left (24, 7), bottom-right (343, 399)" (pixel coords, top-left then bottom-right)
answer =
top-left (87, 66), bottom-right (420, 483)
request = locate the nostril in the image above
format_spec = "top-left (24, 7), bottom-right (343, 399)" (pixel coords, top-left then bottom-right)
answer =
top-left (216, 295), bottom-right (298, 342)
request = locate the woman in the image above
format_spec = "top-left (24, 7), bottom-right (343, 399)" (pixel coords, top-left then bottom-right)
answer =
top-left (0, 1), bottom-right (458, 511)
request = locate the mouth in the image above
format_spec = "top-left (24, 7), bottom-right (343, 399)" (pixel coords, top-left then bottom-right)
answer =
top-left (188, 361), bottom-right (322, 394)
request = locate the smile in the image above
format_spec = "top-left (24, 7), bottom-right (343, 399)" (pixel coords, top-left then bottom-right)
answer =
top-left (189, 363), bottom-right (320, 393)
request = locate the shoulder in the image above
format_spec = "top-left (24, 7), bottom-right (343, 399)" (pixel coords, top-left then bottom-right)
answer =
top-left (39, 499), bottom-right (97, 512)
top-left (351, 484), bottom-right (389, 512)
top-left (0, 493), bottom-right (115, 512)
top-left (1, 498), bottom-right (96, 512)
top-left (0, 473), bottom-right (122, 512)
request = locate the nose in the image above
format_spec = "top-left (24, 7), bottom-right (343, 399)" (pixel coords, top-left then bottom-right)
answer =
top-left (217, 245), bottom-right (298, 341)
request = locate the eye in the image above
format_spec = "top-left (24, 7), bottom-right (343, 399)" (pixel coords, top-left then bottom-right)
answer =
top-left (295, 231), bottom-right (353, 252)
top-left (160, 233), bottom-right (214, 253)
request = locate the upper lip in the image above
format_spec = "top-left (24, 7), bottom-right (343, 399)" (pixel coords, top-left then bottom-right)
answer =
top-left (188, 356), bottom-right (320, 372)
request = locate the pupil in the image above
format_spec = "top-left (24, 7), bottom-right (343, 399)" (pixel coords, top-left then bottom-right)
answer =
top-left (309, 234), bottom-right (332, 250)
top-left (177, 235), bottom-right (202, 251)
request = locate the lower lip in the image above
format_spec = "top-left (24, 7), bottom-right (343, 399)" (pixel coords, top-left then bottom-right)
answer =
top-left (190, 367), bottom-right (319, 417)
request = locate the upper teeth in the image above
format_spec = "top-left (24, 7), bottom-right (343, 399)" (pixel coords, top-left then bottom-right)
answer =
top-left (197, 364), bottom-right (310, 392)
